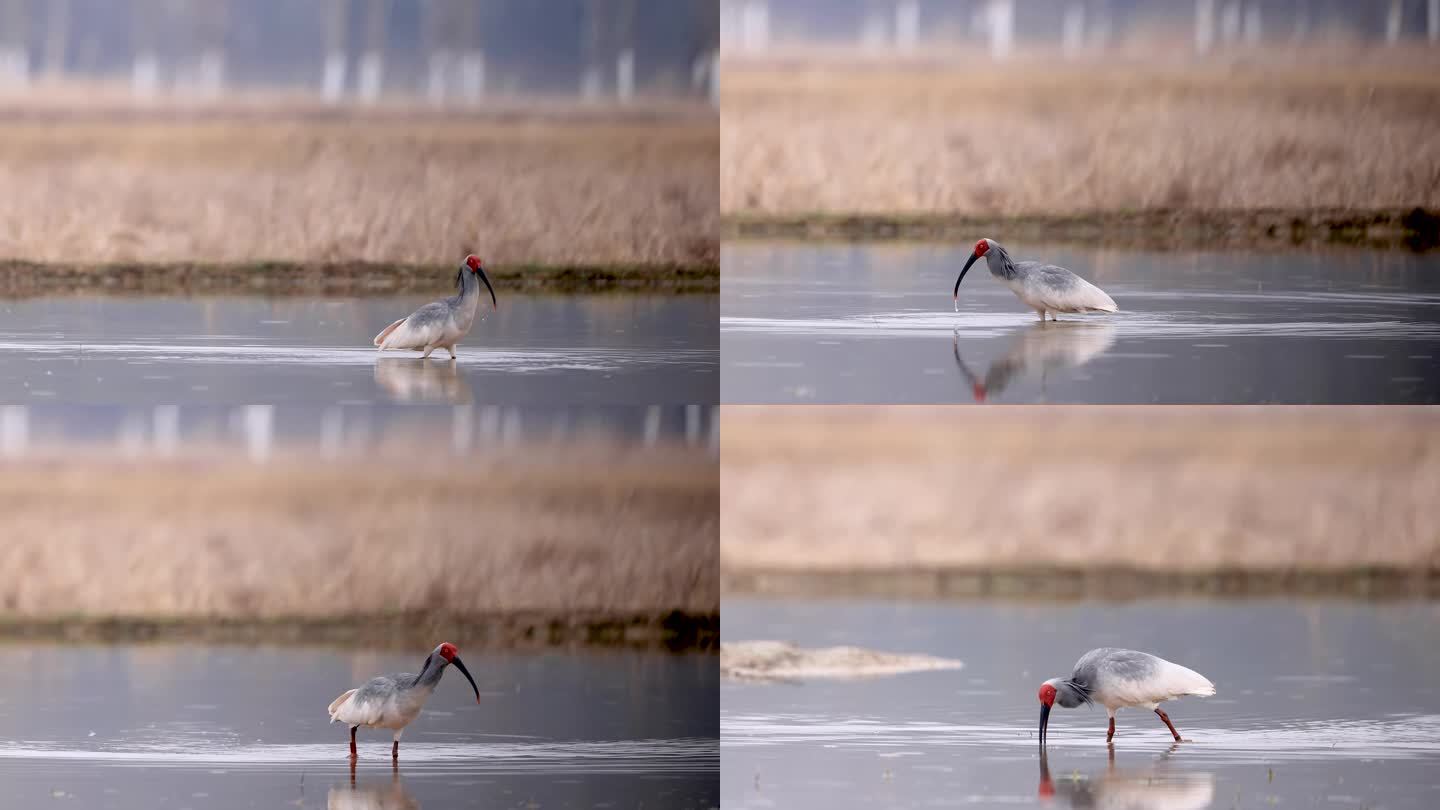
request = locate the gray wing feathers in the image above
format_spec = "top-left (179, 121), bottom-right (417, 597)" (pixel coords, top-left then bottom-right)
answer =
top-left (375, 303), bottom-right (450, 350)
top-left (1075, 647), bottom-right (1159, 681)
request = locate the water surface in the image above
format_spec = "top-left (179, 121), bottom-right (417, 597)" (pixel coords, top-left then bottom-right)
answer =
top-left (0, 644), bottom-right (718, 808)
top-left (722, 243), bottom-right (1440, 403)
top-left (0, 295), bottom-right (716, 405)
top-left (722, 597), bottom-right (1440, 809)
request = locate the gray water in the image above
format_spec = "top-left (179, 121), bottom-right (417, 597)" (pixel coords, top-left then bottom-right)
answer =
top-left (722, 597), bottom-right (1440, 809)
top-left (721, 243), bottom-right (1440, 403)
top-left (0, 295), bottom-right (717, 405)
top-left (0, 644), bottom-right (718, 808)
top-left (0, 403), bottom-right (717, 457)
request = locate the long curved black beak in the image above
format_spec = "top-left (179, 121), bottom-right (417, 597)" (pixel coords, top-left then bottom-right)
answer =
top-left (1039, 702), bottom-right (1051, 748)
top-left (451, 655), bottom-right (480, 703)
top-left (953, 252), bottom-right (980, 311)
top-left (475, 266), bottom-right (497, 309)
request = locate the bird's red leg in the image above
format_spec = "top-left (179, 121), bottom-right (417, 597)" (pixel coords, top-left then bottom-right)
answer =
top-left (1155, 708), bottom-right (1183, 741)
top-left (350, 726), bottom-right (358, 760)
top-left (392, 739), bottom-right (399, 761)
top-left (1106, 717), bottom-right (1116, 742)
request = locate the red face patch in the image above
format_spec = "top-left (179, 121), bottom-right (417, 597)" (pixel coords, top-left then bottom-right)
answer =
top-left (1038, 683), bottom-right (1057, 706)
top-left (439, 642), bottom-right (459, 661)
top-left (465, 255), bottom-right (483, 272)
top-left (974, 239), bottom-right (989, 257)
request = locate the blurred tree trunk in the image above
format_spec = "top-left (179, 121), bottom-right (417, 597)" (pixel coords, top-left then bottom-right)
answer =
top-left (131, 0), bottom-right (161, 97)
top-left (194, 0), bottom-right (228, 97)
top-left (359, 0), bottom-right (387, 102)
top-left (43, 0), bottom-right (68, 78)
top-left (0, 0), bottom-right (28, 86)
top-left (322, 0), bottom-right (349, 101)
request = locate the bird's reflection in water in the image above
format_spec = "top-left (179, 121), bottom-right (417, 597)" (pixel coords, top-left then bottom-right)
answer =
top-left (1038, 747), bottom-right (1215, 810)
top-left (374, 357), bottom-right (473, 404)
top-left (954, 321), bottom-right (1118, 402)
top-left (330, 763), bottom-right (420, 810)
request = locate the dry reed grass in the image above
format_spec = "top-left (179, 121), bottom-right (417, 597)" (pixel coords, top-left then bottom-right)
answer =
top-left (721, 406), bottom-right (1440, 576)
top-left (721, 51), bottom-right (1440, 216)
top-left (0, 110), bottom-right (717, 266)
top-left (0, 442), bottom-right (717, 618)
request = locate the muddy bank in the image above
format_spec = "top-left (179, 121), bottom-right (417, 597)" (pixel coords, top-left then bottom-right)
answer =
top-left (0, 260), bottom-right (719, 297)
top-left (721, 640), bottom-right (962, 680)
top-left (724, 207), bottom-right (1440, 251)
top-left (723, 569), bottom-right (1440, 601)
top-left (0, 610), bottom-right (719, 652)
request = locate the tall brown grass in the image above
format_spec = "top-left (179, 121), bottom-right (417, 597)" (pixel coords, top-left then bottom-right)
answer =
top-left (0, 442), bottom-right (717, 618)
top-left (0, 109), bottom-right (717, 266)
top-left (721, 50), bottom-right (1440, 216)
top-left (722, 406), bottom-right (1440, 576)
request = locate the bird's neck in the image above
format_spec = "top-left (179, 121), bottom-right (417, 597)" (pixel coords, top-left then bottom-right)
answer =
top-left (455, 269), bottom-right (481, 300)
top-left (413, 655), bottom-right (448, 689)
top-left (984, 249), bottom-right (1017, 280)
top-left (1058, 678), bottom-right (1092, 707)
top-left (452, 271), bottom-right (482, 321)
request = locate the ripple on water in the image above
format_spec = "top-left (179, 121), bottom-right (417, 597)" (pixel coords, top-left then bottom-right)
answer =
top-left (721, 712), bottom-right (1440, 763)
top-left (721, 311), bottom-right (1440, 341)
top-left (0, 738), bottom-right (719, 775)
top-left (0, 341), bottom-right (715, 373)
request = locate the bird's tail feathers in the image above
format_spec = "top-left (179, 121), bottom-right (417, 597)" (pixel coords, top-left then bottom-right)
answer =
top-left (328, 688), bottom-right (358, 721)
top-left (373, 318), bottom-right (407, 347)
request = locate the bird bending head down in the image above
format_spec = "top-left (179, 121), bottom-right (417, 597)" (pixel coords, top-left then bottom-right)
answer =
top-left (462, 254), bottom-right (498, 309)
top-left (953, 238), bottom-right (994, 308)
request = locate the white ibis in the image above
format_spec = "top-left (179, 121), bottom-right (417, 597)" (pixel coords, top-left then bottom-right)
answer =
top-left (1037, 648), bottom-right (1215, 745)
top-left (374, 255), bottom-right (497, 359)
top-left (953, 239), bottom-right (1117, 320)
top-left (328, 642), bottom-right (481, 761)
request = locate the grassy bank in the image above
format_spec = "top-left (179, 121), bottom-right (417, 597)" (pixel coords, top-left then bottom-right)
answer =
top-left (0, 259), bottom-right (720, 296)
top-left (722, 406), bottom-right (1440, 599)
top-left (0, 611), bottom-right (719, 652)
top-left (0, 443), bottom-right (718, 649)
top-left (0, 108), bottom-right (717, 267)
top-left (721, 52), bottom-right (1440, 228)
top-left (725, 207), bottom-right (1440, 251)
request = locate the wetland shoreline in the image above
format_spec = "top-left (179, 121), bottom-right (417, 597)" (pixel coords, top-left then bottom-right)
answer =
top-left (723, 568), bottom-right (1440, 601)
top-left (723, 207), bottom-right (1440, 251)
top-left (0, 610), bottom-right (720, 651)
top-left (0, 259), bottom-right (720, 297)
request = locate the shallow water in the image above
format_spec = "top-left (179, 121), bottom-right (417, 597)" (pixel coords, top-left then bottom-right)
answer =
top-left (0, 295), bottom-right (716, 405)
top-left (722, 597), bottom-right (1440, 809)
top-left (721, 243), bottom-right (1440, 403)
top-left (0, 644), bottom-right (717, 807)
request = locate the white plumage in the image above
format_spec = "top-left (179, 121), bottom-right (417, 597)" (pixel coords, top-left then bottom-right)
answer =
top-left (1092, 657), bottom-right (1216, 712)
top-left (328, 683), bottom-right (433, 731)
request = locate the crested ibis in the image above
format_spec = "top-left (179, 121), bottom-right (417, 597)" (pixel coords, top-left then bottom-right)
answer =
top-left (1038, 647), bottom-right (1215, 745)
top-left (328, 642), bottom-right (481, 760)
top-left (953, 239), bottom-right (1117, 320)
top-left (374, 255), bottom-right (497, 359)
